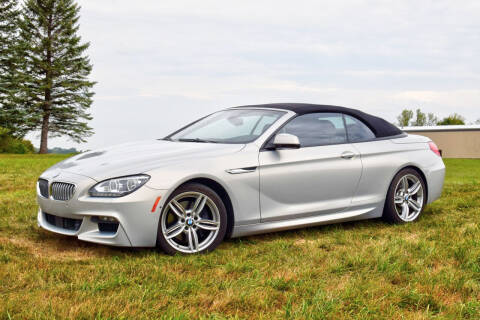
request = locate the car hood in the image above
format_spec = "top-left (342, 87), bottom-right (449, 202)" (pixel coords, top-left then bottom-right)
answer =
top-left (44, 140), bottom-right (245, 181)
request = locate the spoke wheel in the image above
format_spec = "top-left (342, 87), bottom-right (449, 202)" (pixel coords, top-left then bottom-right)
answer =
top-left (158, 183), bottom-right (226, 254)
top-left (384, 169), bottom-right (426, 224)
top-left (393, 174), bottom-right (424, 222)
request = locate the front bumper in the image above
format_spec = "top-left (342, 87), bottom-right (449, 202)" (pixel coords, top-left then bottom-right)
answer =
top-left (37, 171), bottom-right (167, 247)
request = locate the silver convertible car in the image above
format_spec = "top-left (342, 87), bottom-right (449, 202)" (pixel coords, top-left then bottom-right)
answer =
top-left (37, 103), bottom-right (445, 254)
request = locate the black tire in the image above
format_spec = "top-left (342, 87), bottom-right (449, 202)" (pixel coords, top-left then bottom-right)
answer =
top-left (157, 183), bottom-right (227, 254)
top-left (383, 168), bottom-right (427, 224)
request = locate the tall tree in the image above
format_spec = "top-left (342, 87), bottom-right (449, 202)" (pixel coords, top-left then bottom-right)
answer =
top-left (412, 109), bottom-right (427, 126)
top-left (0, 0), bottom-right (28, 137)
top-left (438, 113), bottom-right (465, 125)
top-left (426, 113), bottom-right (438, 126)
top-left (19, 0), bottom-right (95, 153)
top-left (397, 109), bottom-right (413, 127)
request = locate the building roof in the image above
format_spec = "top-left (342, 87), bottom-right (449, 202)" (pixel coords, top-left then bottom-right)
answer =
top-left (403, 125), bottom-right (480, 132)
top-left (233, 103), bottom-right (403, 138)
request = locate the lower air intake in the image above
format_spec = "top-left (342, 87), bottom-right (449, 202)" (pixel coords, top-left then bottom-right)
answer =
top-left (44, 213), bottom-right (82, 231)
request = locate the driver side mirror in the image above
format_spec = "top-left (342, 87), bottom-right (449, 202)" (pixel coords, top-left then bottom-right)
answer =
top-left (273, 133), bottom-right (300, 149)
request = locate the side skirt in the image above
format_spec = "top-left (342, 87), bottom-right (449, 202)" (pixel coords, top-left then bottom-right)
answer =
top-left (230, 203), bottom-right (384, 238)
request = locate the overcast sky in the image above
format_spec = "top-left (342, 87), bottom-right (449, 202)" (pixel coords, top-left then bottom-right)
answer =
top-left (26, 0), bottom-right (480, 150)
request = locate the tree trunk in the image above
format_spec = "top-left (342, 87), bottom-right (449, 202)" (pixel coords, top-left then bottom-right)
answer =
top-left (38, 112), bottom-right (49, 154)
top-left (39, 67), bottom-right (52, 154)
top-left (39, 14), bottom-right (53, 154)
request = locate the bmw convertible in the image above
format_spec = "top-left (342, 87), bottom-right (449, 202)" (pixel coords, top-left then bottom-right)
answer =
top-left (37, 103), bottom-right (445, 254)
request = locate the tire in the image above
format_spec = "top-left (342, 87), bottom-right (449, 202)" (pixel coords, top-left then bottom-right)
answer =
top-left (157, 183), bottom-right (227, 254)
top-left (383, 168), bottom-right (427, 224)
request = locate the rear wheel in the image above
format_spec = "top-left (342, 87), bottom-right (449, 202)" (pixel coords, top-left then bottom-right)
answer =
top-left (383, 168), bottom-right (426, 223)
top-left (157, 183), bottom-right (227, 254)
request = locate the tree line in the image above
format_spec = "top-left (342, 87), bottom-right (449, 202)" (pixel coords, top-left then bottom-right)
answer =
top-left (396, 109), bottom-right (479, 127)
top-left (0, 0), bottom-right (94, 153)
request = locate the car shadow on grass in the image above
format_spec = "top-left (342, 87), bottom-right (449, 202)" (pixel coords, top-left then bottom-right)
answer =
top-left (17, 229), bottom-right (148, 259)
top-left (225, 218), bottom-right (391, 246)
top-left (20, 215), bottom-right (426, 258)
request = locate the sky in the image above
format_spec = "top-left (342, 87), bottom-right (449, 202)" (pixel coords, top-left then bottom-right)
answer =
top-left (26, 0), bottom-right (480, 150)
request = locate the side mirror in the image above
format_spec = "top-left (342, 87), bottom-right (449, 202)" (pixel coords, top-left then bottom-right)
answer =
top-left (273, 133), bottom-right (300, 149)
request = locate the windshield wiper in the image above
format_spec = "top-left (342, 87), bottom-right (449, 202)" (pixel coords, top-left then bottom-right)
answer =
top-left (177, 138), bottom-right (219, 143)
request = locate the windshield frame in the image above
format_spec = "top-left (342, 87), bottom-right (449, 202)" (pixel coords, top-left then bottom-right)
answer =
top-left (163, 108), bottom-right (288, 144)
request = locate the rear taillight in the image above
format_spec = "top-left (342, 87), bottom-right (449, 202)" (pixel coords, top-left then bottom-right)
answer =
top-left (429, 141), bottom-right (441, 157)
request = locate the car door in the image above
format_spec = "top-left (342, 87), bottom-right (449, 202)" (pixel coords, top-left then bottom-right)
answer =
top-left (258, 112), bottom-right (363, 222)
top-left (343, 114), bottom-right (407, 209)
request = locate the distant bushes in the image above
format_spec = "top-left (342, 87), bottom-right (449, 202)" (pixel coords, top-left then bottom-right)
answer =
top-left (47, 147), bottom-right (79, 154)
top-left (0, 127), bottom-right (34, 154)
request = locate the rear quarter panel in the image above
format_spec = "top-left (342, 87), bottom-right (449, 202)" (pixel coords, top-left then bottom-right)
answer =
top-left (351, 137), bottom-right (444, 211)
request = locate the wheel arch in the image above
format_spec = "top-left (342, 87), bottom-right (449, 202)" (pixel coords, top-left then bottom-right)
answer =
top-left (176, 177), bottom-right (235, 239)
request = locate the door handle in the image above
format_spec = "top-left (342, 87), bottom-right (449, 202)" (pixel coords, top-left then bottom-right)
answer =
top-left (341, 151), bottom-right (355, 159)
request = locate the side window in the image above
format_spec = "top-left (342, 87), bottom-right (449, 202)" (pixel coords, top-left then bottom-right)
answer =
top-left (279, 113), bottom-right (347, 147)
top-left (344, 115), bottom-right (376, 142)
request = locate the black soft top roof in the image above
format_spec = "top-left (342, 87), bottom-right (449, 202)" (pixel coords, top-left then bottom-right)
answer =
top-left (234, 103), bottom-right (403, 138)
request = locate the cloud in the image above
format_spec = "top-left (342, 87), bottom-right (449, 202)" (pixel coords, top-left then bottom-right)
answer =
top-left (26, 0), bottom-right (480, 149)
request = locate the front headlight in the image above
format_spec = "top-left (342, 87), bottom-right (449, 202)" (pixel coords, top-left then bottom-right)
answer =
top-left (89, 175), bottom-right (150, 197)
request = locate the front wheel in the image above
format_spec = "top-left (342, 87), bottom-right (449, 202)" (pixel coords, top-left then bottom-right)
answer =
top-left (383, 168), bottom-right (426, 223)
top-left (157, 183), bottom-right (227, 254)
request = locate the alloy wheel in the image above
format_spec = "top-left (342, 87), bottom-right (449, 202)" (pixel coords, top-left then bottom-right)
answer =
top-left (393, 174), bottom-right (424, 222)
top-left (161, 191), bottom-right (221, 253)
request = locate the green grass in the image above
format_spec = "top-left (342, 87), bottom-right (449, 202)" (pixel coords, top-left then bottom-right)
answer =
top-left (1, 154), bottom-right (479, 319)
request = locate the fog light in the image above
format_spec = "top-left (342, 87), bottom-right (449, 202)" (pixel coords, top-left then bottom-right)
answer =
top-left (93, 216), bottom-right (118, 223)
top-left (91, 216), bottom-right (120, 233)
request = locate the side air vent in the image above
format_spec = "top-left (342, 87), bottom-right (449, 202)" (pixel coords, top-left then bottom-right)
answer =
top-left (51, 182), bottom-right (76, 201)
top-left (38, 179), bottom-right (49, 198)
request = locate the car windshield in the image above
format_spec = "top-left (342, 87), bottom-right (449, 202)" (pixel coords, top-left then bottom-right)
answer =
top-left (167, 109), bottom-right (285, 144)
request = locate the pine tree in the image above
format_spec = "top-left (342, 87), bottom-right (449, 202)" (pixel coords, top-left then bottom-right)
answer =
top-left (19, 0), bottom-right (95, 153)
top-left (0, 0), bottom-right (27, 137)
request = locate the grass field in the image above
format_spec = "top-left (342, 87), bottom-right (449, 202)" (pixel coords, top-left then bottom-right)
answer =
top-left (1, 154), bottom-right (479, 319)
